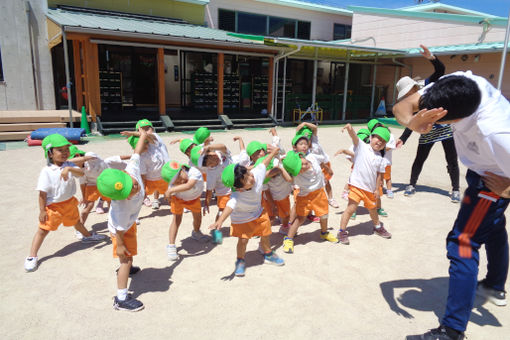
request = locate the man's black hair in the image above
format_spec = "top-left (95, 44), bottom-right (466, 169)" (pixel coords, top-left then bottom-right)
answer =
top-left (419, 75), bottom-right (481, 121)
top-left (233, 164), bottom-right (248, 189)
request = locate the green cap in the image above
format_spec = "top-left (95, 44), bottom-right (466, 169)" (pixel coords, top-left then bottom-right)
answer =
top-left (179, 139), bottom-right (195, 154)
top-left (367, 119), bottom-right (386, 132)
top-left (372, 126), bottom-right (390, 143)
top-left (282, 151), bottom-right (303, 177)
top-left (221, 163), bottom-right (236, 189)
top-left (135, 119), bottom-right (153, 130)
top-left (41, 134), bottom-right (72, 158)
top-left (292, 133), bottom-right (309, 146)
top-left (246, 141), bottom-right (267, 156)
top-left (193, 127), bottom-right (210, 145)
top-left (161, 161), bottom-right (183, 184)
top-left (190, 146), bottom-right (202, 167)
top-left (357, 128), bottom-right (371, 143)
top-left (127, 135), bottom-right (139, 150)
top-left (254, 155), bottom-right (274, 184)
top-left (97, 168), bottom-right (133, 200)
top-left (69, 145), bottom-right (86, 158)
top-left (297, 126), bottom-right (313, 138)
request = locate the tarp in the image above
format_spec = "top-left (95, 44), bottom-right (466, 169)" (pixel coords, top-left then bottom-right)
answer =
top-left (30, 128), bottom-right (86, 141)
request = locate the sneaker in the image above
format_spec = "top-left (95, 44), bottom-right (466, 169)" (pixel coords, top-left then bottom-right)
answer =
top-left (451, 191), bottom-right (461, 203)
top-left (75, 230), bottom-right (83, 240)
top-left (166, 244), bottom-right (178, 261)
top-left (377, 208), bottom-right (388, 217)
top-left (406, 325), bottom-right (464, 340)
top-left (386, 190), bottom-right (394, 199)
top-left (234, 259), bottom-right (246, 277)
top-left (404, 185), bottom-right (416, 196)
top-left (278, 224), bottom-right (290, 235)
top-left (257, 244), bottom-right (265, 255)
top-left (307, 214), bottom-right (320, 223)
top-left (338, 230), bottom-right (349, 245)
top-left (24, 256), bottom-right (38, 272)
top-left (113, 295), bottom-right (144, 312)
top-left (342, 190), bottom-right (349, 201)
top-left (283, 237), bottom-right (294, 253)
top-left (191, 230), bottom-right (210, 243)
top-left (96, 206), bottom-right (105, 214)
top-left (477, 280), bottom-right (507, 306)
top-left (374, 224), bottom-right (392, 239)
top-left (151, 200), bottom-right (160, 210)
top-left (143, 197), bottom-right (151, 207)
top-left (81, 232), bottom-right (107, 243)
top-left (135, 219), bottom-right (140, 225)
top-left (264, 252), bottom-right (285, 266)
top-left (350, 212), bottom-right (356, 220)
top-left (328, 198), bottom-right (339, 208)
top-left (320, 232), bottom-right (339, 243)
top-left (116, 266), bottom-right (141, 276)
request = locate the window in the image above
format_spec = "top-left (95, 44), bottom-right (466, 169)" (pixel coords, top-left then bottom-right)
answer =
top-left (333, 23), bottom-right (351, 40)
top-left (0, 46), bottom-right (4, 81)
top-left (218, 9), bottom-right (311, 39)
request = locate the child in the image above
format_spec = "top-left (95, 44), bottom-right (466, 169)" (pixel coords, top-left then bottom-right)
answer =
top-left (337, 124), bottom-right (392, 245)
top-left (368, 119), bottom-right (397, 200)
top-left (281, 140), bottom-right (339, 254)
top-left (208, 147), bottom-right (284, 277)
top-left (97, 128), bottom-right (148, 312)
top-left (24, 134), bottom-right (107, 272)
top-left (162, 160), bottom-right (207, 261)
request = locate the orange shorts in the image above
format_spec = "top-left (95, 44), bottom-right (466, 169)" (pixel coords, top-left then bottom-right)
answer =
top-left (275, 196), bottom-right (291, 218)
top-left (84, 185), bottom-right (111, 202)
top-left (231, 212), bottom-right (272, 239)
top-left (202, 172), bottom-right (207, 182)
top-left (216, 194), bottom-right (230, 209)
top-left (171, 196), bottom-right (201, 215)
top-left (348, 185), bottom-right (377, 210)
top-left (321, 161), bottom-right (333, 181)
top-left (261, 193), bottom-right (275, 218)
top-left (383, 165), bottom-right (391, 181)
top-left (39, 197), bottom-right (80, 231)
top-left (296, 188), bottom-right (329, 218)
top-left (145, 179), bottom-right (168, 195)
top-left (111, 224), bottom-right (137, 258)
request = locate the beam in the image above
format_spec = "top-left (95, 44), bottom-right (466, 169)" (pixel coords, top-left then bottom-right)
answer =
top-left (267, 56), bottom-right (274, 114)
top-left (72, 40), bottom-right (84, 111)
top-left (157, 48), bottom-right (166, 115)
top-left (217, 53), bottom-right (224, 115)
top-left (83, 40), bottom-right (101, 119)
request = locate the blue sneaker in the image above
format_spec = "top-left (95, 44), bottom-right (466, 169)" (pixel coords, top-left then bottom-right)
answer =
top-left (264, 252), bottom-right (285, 266)
top-left (234, 259), bottom-right (246, 277)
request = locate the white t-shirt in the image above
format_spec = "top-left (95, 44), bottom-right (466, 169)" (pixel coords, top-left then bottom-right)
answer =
top-left (384, 134), bottom-right (396, 165)
top-left (311, 135), bottom-right (330, 163)
top-left (226, 163), bottom-right (266, 224)
top-left (420, 71), bottom-right (510, 178)
top-left (78, 152), bottom-right (107, 186)
top-left (267, 166), bottom-right (292, 201)
top-left (204, 151), bottom-right (232, 196)
top-left (140, 133), bottom-right (170, 181)
top-left (174, 166), bottom-right (204, 201)
top-left (349, 139), bottom-right (387, 193)
top-left (36, 161), bottom-right (79, 205)
top-left (104, 155), bottom-right (128, 171)
top-left (293, 153), bottom-right (325, 196)
top-left (108, 154), bottom-right (145, 233)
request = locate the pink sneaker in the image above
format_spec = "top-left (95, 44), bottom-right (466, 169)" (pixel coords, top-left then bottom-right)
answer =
top-left (143, 197), bottom-right (151, 207)
top-left (95, 206), bottom-right (105, 214)
top-left (374, 224), bottom-right (392, 239)
top-left (342, 191), bottom-right (349, 201)
top-left (307, 214), bottom-right (320, 223)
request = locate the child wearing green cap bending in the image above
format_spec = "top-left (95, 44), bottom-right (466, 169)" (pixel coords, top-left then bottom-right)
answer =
top-left (208, 146), bottom-right (284, 277)
top-left (97, 128), bottom-right (148, 312)
top-left (162, 160), bottom-right (207, 260)
top-left (337, 124), bottom-right (392, 245)
top-left (24, 134), bottom-right (107, 273)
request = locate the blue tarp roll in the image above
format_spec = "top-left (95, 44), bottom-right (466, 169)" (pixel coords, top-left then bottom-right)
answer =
top-left (30, 128), bottom-right (86, 141)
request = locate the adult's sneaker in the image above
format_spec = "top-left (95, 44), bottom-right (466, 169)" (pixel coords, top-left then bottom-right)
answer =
top-left (167, 244), bottom-right (179, 261)
top-left (264, 252), bottom-right (285, 266)
top-left (374, 224), bottom-right (392, 239)
top-left (81, 232), bottom-right (107, 243)
top-left (113, 295), bottom-right (144, 312)
top-left (24, 256), bottom-right (38, 272)
top-left (404, 185), bottom-right (416, 196)
top-left (234, 259), bottom-right (246, 277)
top-left (476, 279), bottom-right (507, 306)
top-left (338, 230), bottom-right (349, 245)
top-left (406, 325), bottom-right (464, 340)
top-left (451, 191), bottom-right (461, 203)
top-left (283, 237), bottom-right (294, 253)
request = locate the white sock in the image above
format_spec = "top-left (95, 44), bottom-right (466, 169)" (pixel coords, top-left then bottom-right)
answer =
top-left (374, 224), bottom-right (381, 229)
top-left (117, 288), bottom-right (128, 301)
top-left (168, 244), bottom-right (176, 248)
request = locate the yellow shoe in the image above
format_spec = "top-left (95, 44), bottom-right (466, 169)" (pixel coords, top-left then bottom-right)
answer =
top-left (320, 232), bottom-right (339, 243)
top-left (283, 237), bottom-right (294, 253)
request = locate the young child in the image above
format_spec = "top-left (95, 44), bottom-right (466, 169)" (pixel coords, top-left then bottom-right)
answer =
top-left (96, 128), bottom-right (148, 312)
top-left (208, 147), bottom-right (284, 277)
top-left (368, 119), bottom-right (396, 200)
top-left (281, 138), bottom-right (339, 254)
top-left (337, 124), bottom-right (392, 245)
top-left (24, 134), bottom-right (107, 272)
top-left (162, 160), bottom-right (207, 261)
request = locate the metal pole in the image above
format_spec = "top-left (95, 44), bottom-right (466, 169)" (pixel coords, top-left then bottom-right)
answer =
top-left (342, 52), bottom-right (350, 121)
top-left (281, 57), bottom-right (288, 122)
top-left (62, 29), bottom-right (74, 128)
top-left (270, 57), bottom-right (276, 117)
top-left (311, 48), bottom-right (318, 107)
top-left (370, 55), bottom-right (378, 117)
top-left (275, 59), bottom-right (279, 118)
top-left (497, 10), bottom-right (510, 90)
top-left (392, 65), bottom-right (399, 105)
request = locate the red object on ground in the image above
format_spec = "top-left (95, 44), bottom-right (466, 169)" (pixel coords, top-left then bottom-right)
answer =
top-left (25, 135), bottom-right (79, 146)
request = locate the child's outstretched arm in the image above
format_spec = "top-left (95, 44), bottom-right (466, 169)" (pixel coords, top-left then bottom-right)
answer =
top-left (164, 179), bottom-right (197, 199)
top-left (169, 138), bottom-right (182, 145)
top-left (134, 128), bottom-right (148, 155)
top-left (342, 124), bottom-right (359, 146)
top-left (296, 122), bottom-right (318, 135)
top-left (61, 166), bottom-right (84, 180)
top-left (269, 127), bottom-right (278, 136)
top-left (263, 146), bottom-right (280, 167)
top-left (203, 143), bottom-right (227, 154)
top-left (278, 164), bottom-right (293, 182)
top-left (208, 206), bottom-right (232, 230)
top-left (334, 148), bottom-right (354, 158)
top-left (203, 136), bottom-right (214, 146)
top-left (233, 136), bottom-right (245, 151)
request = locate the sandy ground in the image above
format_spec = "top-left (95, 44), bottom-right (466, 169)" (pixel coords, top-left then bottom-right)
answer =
top-left (1, 125), bottom-right (509, 340)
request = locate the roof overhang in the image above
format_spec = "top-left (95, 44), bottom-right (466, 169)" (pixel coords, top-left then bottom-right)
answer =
top-left (254, 0), bottom-right (352, 16)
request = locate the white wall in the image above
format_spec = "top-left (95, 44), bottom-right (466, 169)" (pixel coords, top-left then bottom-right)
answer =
top-left (0, 0), bottom-right (55, 110)
top-left (206, 0), bottom-right (351, 41)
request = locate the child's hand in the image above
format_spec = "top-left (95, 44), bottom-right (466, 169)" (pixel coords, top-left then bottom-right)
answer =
top-left (342, 123), bottom-right (352, 133)
top-left (169, 138), bottom-right (181, 145)
top-left (204, 136), bottom-right (214, 145)
top-left (39, 210), bottom-right (48, 223)
top-left (266, 143), bottom-right (277, 154)
top-left (164, 188), bottom-right (174, 200)
top-left (61, 167), bottom-right (70, 181)
top-left (269, 127), bottom-right (277, 136)
top-left (208, 221), bottom-right (220, 230)
top-left (233, 136), bottom-right (242, 142)
top-left (334, 149), bottom-right (345, 157)
top-left (120, 131), bottom-right (135, 137)
top-left (396, 139), bottom-right (404, 149)
top-left (116, 244), bottom-right (131, 259)
top-left (202, 203), bottom-right (209, 216)
top-left (374, 189), bottom-right (380, 200)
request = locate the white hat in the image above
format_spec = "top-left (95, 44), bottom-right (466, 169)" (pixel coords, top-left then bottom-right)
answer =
top-left (396, 76), bottom-right (418, 100)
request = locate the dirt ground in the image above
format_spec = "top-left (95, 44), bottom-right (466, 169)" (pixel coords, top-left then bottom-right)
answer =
top-left (1, 125), bottom-right (508, 339)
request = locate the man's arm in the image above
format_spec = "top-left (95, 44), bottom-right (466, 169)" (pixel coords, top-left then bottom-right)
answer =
top-left (393, 92), bottom-right (447, 133)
